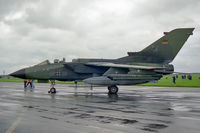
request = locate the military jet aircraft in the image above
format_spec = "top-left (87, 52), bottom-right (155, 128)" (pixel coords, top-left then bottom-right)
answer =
top-left (10, 28), bottom-right (194, 94)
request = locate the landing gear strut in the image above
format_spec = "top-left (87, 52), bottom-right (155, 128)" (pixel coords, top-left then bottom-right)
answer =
top-left (108, 85), bottom-right (118, 94)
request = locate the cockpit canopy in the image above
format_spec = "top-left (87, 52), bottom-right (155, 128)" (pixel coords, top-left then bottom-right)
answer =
top-left (35, 60), bottom-right (50, 66)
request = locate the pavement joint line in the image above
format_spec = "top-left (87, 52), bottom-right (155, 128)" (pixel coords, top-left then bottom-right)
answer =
top-left (5, 106), bottom-right (28, 133)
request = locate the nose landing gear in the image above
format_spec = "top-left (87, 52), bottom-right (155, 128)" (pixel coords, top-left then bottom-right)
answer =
top-left (48, 80), bottom-right (56, 94)
top-left (48, 87), bottom-right (56, 94)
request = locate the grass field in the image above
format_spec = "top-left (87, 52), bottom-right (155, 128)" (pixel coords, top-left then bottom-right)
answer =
top-left (140, 74), bottom-right (200, 87)
top-left (0, 78), bottom-right (24, 82)
top-left (1, 74), bottom-right (200, 87)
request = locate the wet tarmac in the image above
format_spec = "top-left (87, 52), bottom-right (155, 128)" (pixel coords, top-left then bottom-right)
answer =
top-left (0, 82), bottom-right (200, 133)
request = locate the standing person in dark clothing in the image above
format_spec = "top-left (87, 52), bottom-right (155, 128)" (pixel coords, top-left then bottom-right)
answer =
top-left (188, 74), bottom-right (192, 80)
top-left (24, 80), bottom-right (27, 88)
top-left (173, 76), bottom-right (176, 84)
top-left (74, 80), bottom-right (78, 88)
top-left (30, 80), bottom-right (33, 88)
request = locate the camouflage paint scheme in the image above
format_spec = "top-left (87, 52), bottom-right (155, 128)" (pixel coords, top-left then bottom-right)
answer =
top-left (10, 28), bottom-right (194, 93)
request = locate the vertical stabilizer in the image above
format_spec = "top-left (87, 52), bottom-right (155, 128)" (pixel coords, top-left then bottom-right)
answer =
top-left (123, 28), bottom-right (194, 63)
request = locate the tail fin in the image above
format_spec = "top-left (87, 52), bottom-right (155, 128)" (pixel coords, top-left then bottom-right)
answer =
top-left (127, 28), bottom-right (194, 63)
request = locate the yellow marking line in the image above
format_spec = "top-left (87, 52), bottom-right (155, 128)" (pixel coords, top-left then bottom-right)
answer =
top-left (5, 107), bottom-right (27, 133)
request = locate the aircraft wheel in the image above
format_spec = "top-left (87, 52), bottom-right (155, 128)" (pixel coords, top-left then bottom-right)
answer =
top-left (108, 85), bottom-right (118, 94)
top-left (108, 86), bottom-right (111, 91)
top-left (50, 87), bottom-right (56, 93)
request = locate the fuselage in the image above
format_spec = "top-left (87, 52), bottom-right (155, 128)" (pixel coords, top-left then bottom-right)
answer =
top-left (11, 58), bottom-right (173, 85)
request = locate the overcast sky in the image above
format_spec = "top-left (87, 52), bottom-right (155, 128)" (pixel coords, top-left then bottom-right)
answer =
top-left (0, 0), bottom-right (200, 74)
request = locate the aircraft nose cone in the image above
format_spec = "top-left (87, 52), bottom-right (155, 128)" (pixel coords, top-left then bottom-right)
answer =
top-left (10, 69), bottom-right (26, 79)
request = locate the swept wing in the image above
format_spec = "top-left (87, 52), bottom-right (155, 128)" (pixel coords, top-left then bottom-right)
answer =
top-left (86, 62), bottom-right (165, 70)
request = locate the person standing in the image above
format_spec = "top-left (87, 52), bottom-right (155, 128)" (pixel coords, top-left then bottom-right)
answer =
top-left (31, 80), bottom-right (34, 88)
top-left (173, 76), bottom-right (176, 84)
top-left (24, 79), bottom-right (27, 88)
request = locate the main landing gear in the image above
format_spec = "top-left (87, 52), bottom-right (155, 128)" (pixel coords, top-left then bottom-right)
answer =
top-left (108, 85), bottom-right (118, 94)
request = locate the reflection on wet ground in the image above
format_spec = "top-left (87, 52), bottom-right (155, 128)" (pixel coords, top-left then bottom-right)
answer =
top-left (0, 82), bottom-right (200, 133)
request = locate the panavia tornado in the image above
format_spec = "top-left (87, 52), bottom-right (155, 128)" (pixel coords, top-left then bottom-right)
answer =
top-left (10, 28), bottom-right (194, 94)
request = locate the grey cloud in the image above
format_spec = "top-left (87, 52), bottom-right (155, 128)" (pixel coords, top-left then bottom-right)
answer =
top-left (0, 0), bottom-right (200, 74)
top-left (0, 0), bottom-right (25, 19)
top-left (25, 0), bottom-right (93, 30)
top-left (0, 0), bottom-right (39, 21)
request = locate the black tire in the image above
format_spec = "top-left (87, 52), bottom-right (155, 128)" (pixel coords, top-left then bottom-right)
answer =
top-left (50, 87), bottom-right (56, 93)
top-left (108, 86), bottom-right (111, 91)
top-left (108, 85), bottom-right (118, 94)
